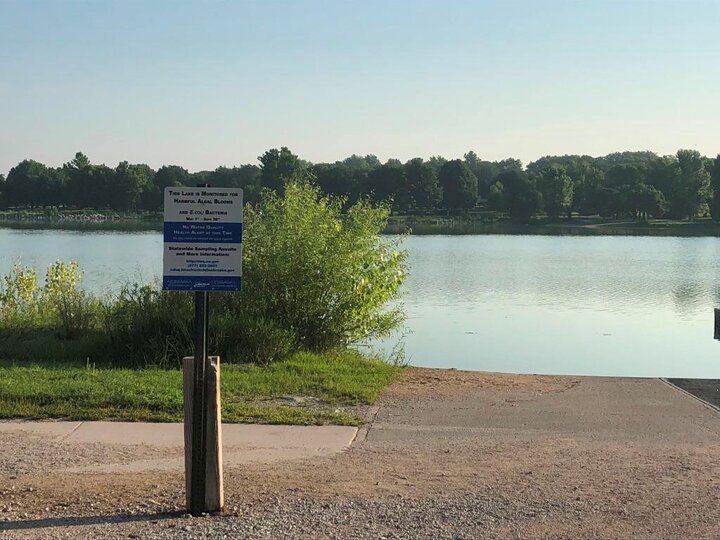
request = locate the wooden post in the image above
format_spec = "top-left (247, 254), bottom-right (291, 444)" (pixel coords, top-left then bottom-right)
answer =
top-left (183, 355), bottom-right (224, 513)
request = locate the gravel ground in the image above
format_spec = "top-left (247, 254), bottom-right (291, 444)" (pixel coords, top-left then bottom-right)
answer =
top-left (2, 368), bottom-right (720, 539)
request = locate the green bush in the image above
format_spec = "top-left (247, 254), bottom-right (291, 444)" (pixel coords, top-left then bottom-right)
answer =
top-left (0, 263), bottom-right (41, 328)
top-left (241, 181), bottom-right (407, 350)
top-left (44, 261), bottom-right (98, 339)
top-left (100, 284), bottom-right (194, 367)
top-left (0, 261), bottom-right (97, 337)
top-left (213, 308), bottom-right (296, 365)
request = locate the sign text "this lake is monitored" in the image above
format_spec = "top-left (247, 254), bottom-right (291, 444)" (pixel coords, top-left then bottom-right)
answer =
top-left (162, 187), bottom-right (243, 292)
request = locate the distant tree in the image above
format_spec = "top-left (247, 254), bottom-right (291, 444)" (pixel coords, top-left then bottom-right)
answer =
top-left (338, 154), bottom-right (382, 203)
top-left (403, 158), bottom-right (442, 211)
top-left (341, 154), bottom-right (380, 171)
top-left (438, 160), bottom-right (478, 211)
top-left (538, 166), bottom-right (573, 218)
top-left (0, 173), bottom-right (5, 208)
top-left (710, 155), bottom-right (720, 222)
top-left (138, 165), bottom-right (188, 210)
top-left (426, 155), bottom-right (448, 174)
top-left (497, 170), bottom-right (541, 219)
top-left (596, 151), bottom-right (658, 172)
top-left (496, 158), bottom-right (523, 173)
top-left (4, 160), bottom-right (66, 207)
top-left (155, 165), bottom-right (189, 189)
top-left (570, 163), bottom-right (604, 215)
top-left (606, 164), bottom-right (643, 189)
top-left (188, 165), bottom-right (263, 205)
top-left (645, 155), bottom-right (679, 202)
top-left (623, 184), bottom-right (667, 220)
top-left (669, 149), bottom-right (711, 219)
top-left (464, 151), bottom-right (500, 198)
top-left (112, 162), bottom-right (153, 210)
top-left (312, 163), bottom-right (355, 198)
top-left (64, 152), bottom-right (99, 207)
top-left (487, 181), bottom-right (504, 211)
top-left (365, 161), bottom-right (405, 205)
top-left (259, 147), bottom-right (306, 193)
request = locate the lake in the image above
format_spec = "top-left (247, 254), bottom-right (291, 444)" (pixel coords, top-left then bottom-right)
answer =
top-left (2, 228), bottom-right (720, 378)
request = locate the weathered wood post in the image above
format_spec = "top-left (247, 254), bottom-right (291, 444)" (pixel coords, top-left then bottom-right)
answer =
top-left (183, 355), bottom-right (224, 513)
top-left (714, 308), bottom-right (720, 340)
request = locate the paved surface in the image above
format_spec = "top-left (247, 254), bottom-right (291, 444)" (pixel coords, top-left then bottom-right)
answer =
top-left (0, 421), bottom-right (358, 473)
top-left (371, 375), bottom-right (720, 444)
top-left (1, 369), bottom-right (720, 539)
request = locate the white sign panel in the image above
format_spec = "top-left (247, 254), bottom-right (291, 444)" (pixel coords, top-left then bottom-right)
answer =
top-left (163, 187), bottom-right (243, 292)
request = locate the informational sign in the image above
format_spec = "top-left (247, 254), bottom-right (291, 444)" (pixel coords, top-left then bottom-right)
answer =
top-left (163, 187), bottom-right (243, 291)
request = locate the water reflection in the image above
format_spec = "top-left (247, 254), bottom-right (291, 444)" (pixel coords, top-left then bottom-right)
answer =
top-left (384, 235), bottom-right (720, 377)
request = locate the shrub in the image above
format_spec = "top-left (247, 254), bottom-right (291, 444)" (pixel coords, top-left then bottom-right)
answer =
top-left (43, 261), bottom-right (98, 339)
top-left (213, 308), bottom-right (296, 365)
top-left (101, 284), bottom-right (194, 367)
top-left (0, 263), bottom-right (41, 327)
top-left (241, 181), bottom-right (407, 350)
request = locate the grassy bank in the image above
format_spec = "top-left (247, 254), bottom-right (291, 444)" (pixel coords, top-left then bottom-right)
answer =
top-left (0, 350), bottom-right (401, 426)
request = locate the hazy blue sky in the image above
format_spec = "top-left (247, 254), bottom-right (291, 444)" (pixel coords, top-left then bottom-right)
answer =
top-left (1, 0), bottom-right (718, 174)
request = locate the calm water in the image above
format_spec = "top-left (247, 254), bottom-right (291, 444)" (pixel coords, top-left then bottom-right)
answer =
top-left (2, 228), bottom-right (720, 378)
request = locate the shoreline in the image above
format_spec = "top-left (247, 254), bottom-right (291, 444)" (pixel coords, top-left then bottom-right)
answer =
top-left (3, 215), bottom-right (720, 236)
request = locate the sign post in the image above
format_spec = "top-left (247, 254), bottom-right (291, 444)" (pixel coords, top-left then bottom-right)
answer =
top-left (163, 186), bottom-right (242, 515)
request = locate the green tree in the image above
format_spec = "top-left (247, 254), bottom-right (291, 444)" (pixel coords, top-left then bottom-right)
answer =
top-left (645, 155), bottom-right (679, 202)
top-left (606, 164), bottom-right (643, 189)
top-left (426, 155), bottom-right (448, 173)
top-left (259, 147), bottom-right (306, 193)
top-left (464, 151), bottom-right (500, 198)
top-left (341, 154), bottom-right (381, 170)
top-left (669, 149), bottom-right (711, 219)
top-left (497, 170), bottom-right (541, 219)
top-left (438, 159), bottom-right (478, 211)
top-left (364, 160), bottom-right (405, 206)
top-left (139, 165), bottom-right (189, 210)
top-left (112, 162), bottom-right (153, 210)
top-left (487, 181), bottom-right (504, 210)
top-left (64, 152), bottom-right (101, 208)
top-left (496, 158), bottom-right (523, 173)
top-left (241, 181), bottom-right (407, 350)
top-left (155, 165), bottom-right (189, 190)
top-left (623, 184), bottom-right (667, 219)
top-left (403, 158), bottom-right (442, 211)
top-left (538, 166), bottom-right (574, 218)
top-left (339, 154), bottom-right (381, 203)
top-left (4, 160), bottom-right (65, 208)
top-left (710, 155), bottom-right (720, 222)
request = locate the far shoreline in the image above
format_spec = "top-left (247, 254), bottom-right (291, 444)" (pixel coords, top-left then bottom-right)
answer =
top-left (3, 211), bottom-right (720, 237)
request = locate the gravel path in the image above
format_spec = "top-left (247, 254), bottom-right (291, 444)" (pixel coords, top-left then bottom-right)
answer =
top-left (2, 369), bottom-right (720, 539)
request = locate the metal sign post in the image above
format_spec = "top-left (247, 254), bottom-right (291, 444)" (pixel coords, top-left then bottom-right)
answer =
top-left (163, 185), bottom-right (243, 515)
top-left (190, 290), bottom-right (209, 514)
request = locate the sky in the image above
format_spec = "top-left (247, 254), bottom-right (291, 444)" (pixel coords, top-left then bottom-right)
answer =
top-left (1, 0), bottom-right (719, 175)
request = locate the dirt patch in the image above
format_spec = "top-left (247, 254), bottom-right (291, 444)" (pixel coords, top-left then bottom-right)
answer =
top-left (385, 367), bottom-right (579, 398)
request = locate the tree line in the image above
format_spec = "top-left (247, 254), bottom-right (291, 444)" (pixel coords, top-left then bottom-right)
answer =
top-left (2, 147), bottom-right (720, 220)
